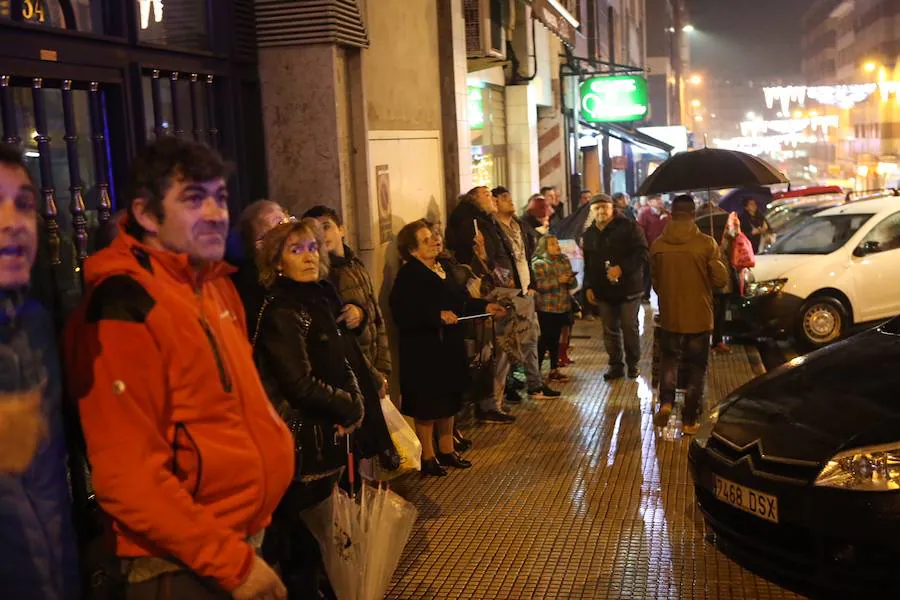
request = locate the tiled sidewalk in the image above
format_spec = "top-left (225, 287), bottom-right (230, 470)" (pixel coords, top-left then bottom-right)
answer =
top-left (386, 306), bottom-right (804, 600)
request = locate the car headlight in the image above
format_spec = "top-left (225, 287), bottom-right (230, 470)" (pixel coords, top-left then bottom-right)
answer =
top-left (744, 278), bottom-right (787, 298)
top-left (815, 443), bottom-right (900, 491)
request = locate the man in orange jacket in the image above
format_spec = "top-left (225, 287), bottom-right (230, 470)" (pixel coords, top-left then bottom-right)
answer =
top-left (64, 137), bottom-right (294, 599)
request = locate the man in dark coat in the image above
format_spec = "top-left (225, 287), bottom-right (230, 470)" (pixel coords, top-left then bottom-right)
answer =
top-left (445, 187), bottom-right (518, 423)
top-left (0, 144), bottom-right (79, 599)
top-left (583, 194), bottom-right (649, 381)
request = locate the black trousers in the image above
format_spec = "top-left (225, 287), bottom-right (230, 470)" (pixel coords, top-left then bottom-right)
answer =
top-left (658, 330), bottom-right (711, 425)
top-left (262, 476), bottom-right (337, 600)
top-left (537, 311), bottom-right (568, 370)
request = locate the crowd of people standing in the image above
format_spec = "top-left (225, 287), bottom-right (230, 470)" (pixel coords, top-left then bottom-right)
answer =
top-left (0, 133), bottom-right (743, 599)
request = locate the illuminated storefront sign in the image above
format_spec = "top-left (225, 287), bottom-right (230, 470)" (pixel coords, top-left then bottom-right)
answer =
top-left (468, 86), bottom-right (484, 130)
top-left (579, 75), bottom-right (649, 123)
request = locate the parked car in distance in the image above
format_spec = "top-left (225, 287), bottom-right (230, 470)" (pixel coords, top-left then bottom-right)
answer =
top-left (690, 317), bottom-right (900, 594)
top-left (727, 192), bottom-right (900, 349)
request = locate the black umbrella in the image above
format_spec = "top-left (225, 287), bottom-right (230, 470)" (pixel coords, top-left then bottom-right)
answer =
top-left (636, 148), bottom-right (789, 197)
top-left (551, 202), bottom-right (592, 241)
top-left (695, 211), bottom-right (730, 242)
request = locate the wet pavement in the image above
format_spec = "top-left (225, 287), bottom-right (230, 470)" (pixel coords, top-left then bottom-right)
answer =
top-left (386, 306), bottom-right (806, 599)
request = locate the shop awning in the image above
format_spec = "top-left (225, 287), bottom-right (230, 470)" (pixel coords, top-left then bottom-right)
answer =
top-left (579, 120), bottom-right (674, 154)
top-left (528, 0), bottom-right (578, 48)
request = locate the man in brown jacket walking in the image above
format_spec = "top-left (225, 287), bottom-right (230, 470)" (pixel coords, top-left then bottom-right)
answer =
top-left (651, 194), bottom-right (729, 433)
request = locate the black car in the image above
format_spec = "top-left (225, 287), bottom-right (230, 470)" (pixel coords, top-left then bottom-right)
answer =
top-left (689, 318), bottom-right (900, 593)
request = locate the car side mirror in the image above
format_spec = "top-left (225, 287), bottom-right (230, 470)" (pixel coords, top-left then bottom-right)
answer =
top-left (854, 240), bottom-right (880, 257)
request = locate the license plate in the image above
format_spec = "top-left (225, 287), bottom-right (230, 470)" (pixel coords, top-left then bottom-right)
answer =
top-left (714, 475), bottom-right (779, 523)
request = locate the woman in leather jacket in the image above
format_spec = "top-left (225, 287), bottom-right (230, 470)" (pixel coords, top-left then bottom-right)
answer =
top-left (253, 219), bottom-right (364, 599)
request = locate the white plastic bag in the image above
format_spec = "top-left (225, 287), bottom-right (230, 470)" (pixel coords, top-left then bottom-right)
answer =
top-left (360, 395), bottom-right (421, 481)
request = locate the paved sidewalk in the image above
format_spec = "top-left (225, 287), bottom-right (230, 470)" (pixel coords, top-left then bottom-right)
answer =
top-left (386, 306), bottom-right (803, 600)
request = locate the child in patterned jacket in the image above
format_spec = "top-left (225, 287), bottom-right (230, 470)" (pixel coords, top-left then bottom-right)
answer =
top-left (531, 235), bottom-right (578, 383)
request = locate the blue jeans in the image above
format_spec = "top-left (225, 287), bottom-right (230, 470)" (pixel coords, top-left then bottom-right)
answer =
top-left (596, 298), bottom-right (642, 371)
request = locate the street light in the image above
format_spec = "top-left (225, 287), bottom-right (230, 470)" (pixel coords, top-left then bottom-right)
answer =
top-left (746, 111), bottom-right (757, 120)
top-left (694, 115), bottom-right (704, 122)
top-left (864, 61), bottom-right (878, 73)
top-left (689, 74), bottom-right (703, 86)
top-left (683, 24), bottom-right (695, 33)
top-left (691, 99), bottom-right (702, 108)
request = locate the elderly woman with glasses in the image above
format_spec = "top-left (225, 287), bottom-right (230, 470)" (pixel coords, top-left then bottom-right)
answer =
top-left (390, 219), bottom-right (505, 477)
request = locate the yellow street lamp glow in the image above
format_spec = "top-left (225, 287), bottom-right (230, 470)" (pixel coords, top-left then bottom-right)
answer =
top-left (857, 165), bottom-right (869, 177)
top-left (864, 62), bottom-right (878, 73)
top-left (691, 99), bottom-right (702, 108)
top-left (793, 110), bottom-right (804, 119)
top-left (809, 110), bottom-right (819, 117)
top-left (694, 115), bottom-right (704, 122)
top-left (689, 74), bottom-right (703, 86)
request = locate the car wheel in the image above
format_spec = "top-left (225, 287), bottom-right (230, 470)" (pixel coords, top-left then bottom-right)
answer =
top-left (798, 296), bottom-right (847, 349)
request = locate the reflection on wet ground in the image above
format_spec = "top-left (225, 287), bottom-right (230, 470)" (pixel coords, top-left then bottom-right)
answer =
top-left (387, 312), bottom-right (804, 600)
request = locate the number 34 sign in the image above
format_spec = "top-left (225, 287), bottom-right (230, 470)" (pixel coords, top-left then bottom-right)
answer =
top-left (579, 75), bottom-right (650, 124)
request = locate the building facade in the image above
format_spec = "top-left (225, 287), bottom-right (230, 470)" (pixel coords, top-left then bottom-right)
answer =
top-left (798, 0), bottom-right (900, 188)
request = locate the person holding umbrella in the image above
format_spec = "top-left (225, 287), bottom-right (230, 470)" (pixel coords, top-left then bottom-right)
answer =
top-left (583, 194), bottom-right (649, 381)
top-left (650, 195), bottom-right (730, 433)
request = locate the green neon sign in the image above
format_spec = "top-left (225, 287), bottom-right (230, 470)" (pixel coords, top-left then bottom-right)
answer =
top-left (579, 75), bottom-right (650, 123)
top-left (468, 86), bottom-right (485, 130)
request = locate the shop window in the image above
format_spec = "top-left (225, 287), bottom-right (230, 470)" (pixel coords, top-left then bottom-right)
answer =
top-left (0, 0), bottom-right (104, 34)
top-left (137, 0), bottom-right (210, 51)
top-left (470, 84), bottom-right (508, 188)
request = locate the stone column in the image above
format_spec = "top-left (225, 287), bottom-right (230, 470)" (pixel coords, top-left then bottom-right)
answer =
top-left (255, 0), bottom-right (370, 248)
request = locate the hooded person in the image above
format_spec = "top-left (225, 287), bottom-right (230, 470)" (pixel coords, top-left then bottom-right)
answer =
top-left (650, 194), bottom-right (730, 433)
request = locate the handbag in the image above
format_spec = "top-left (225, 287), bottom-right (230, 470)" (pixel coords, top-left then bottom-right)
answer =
top-left (252, 297), bottom-right (303, 479)
top-left (359, 395), bottom-right (422, 481)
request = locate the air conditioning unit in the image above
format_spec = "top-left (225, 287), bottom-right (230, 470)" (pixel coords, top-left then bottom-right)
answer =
top-left (464, 0), bottom-right (506, 60)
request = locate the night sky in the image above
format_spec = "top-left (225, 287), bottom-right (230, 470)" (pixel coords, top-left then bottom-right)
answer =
top-left (689, 0), bottom-right (818, 81)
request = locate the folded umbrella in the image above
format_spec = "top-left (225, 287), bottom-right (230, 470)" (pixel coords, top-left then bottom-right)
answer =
top-left (302, 481), bottom-right (418, 600)
top-left (636, 148), bottom-right (788, 197)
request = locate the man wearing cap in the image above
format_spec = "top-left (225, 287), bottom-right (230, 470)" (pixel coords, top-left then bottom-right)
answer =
top-left (583, 194), bottom-right (649, 381)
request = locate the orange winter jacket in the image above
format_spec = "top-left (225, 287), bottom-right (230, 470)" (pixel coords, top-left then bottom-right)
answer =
top-left (64, 227), bottom-right (294, 592)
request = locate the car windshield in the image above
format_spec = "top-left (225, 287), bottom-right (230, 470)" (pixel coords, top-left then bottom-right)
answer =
top-left (764, 213), bottom-right (874, 255)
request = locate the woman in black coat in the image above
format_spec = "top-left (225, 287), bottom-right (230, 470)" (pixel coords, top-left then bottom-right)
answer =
top-left (253, 219), bottom-right (365, 598)
top-left (390, 219), bottom-right (504, 477)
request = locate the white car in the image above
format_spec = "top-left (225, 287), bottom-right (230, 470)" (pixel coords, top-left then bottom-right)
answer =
top-left (731, 192), bottom-right (900, 349)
